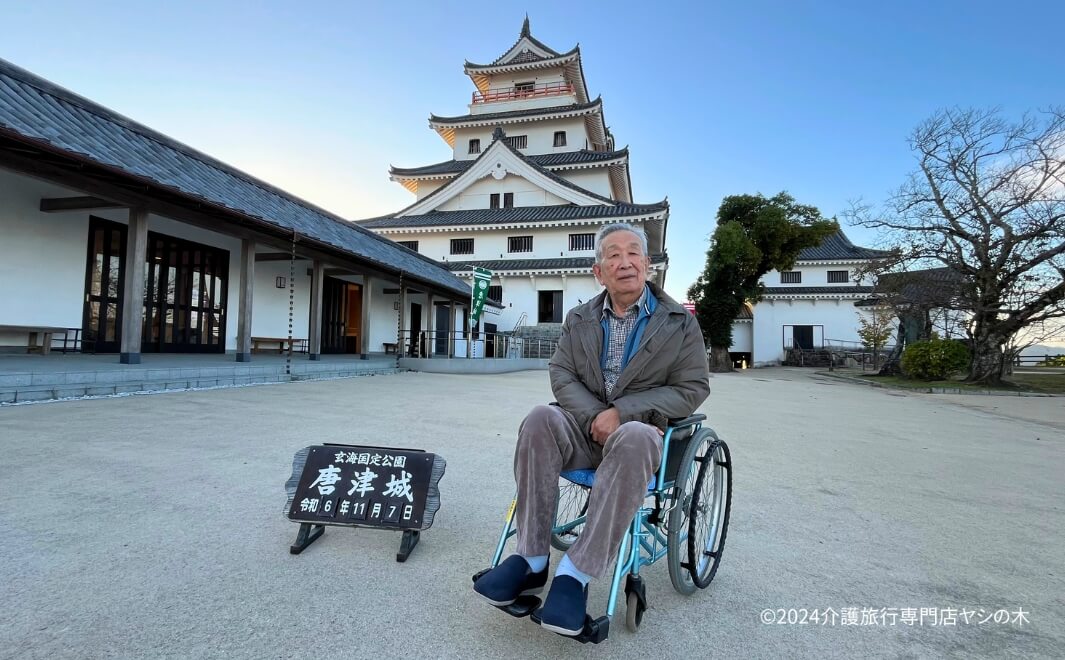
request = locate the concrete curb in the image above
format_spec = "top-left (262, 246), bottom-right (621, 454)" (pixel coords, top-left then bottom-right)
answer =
top-left (0, 367), bottom-right (403, 405)
top-left (814, 370), bottom-right (1062, 397)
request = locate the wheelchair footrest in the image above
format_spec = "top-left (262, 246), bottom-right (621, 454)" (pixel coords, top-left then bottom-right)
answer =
top-left (529, 611), bottom-right (610, 644)
top-left (471, 569), bottom-right (542, 618)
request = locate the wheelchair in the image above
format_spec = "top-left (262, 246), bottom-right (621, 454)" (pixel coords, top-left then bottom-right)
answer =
top-left (472, 414), bottom-right (732, 643)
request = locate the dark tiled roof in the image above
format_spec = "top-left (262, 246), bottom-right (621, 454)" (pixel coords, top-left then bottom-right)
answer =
top-left (444, 254), bottom-right (667, 272)
top-left (359, 201), bottom-right (669, 229)
top-left (871, 267), bottom-right (968, 307)
top-left (391, 148), bottom-right (628, 177)
top-left (464, 18), bottom-right (576, 70)
top-left (430, 98), bottom-right (601, 125)
top-left (763, 286), bottom-right (874, 295)
top-left (0, 58), bottom-right (470, 299)
top-left (798, 231), bottom-right (892, 261)
top-left (386, 137), bottom-right (621, 217)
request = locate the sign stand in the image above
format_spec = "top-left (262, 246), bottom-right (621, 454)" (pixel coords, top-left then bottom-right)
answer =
top-left (284, 444), bottom-right (445, 562)
top-left (396, 529), bottom-right (420, 562)
top-left (289, 523), bottom-right (325, 555)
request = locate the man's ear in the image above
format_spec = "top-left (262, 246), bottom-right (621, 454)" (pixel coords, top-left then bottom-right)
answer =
top-left (592, 263), bottom-right (603, 284)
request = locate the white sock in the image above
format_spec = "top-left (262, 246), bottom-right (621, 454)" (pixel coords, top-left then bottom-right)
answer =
top-left (555, 554), bottom-right (592, 586)
top-left (522, 554), bottom-right (548, 573)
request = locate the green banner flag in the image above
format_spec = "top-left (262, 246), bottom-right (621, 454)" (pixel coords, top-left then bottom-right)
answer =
top-left (470, 266), bottom-right (492, 328)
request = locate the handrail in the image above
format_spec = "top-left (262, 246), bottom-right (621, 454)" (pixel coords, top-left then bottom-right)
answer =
top-left (472, 82), bottom-right (574, 104)
top-left (395, 329), bottom-right (558, 360)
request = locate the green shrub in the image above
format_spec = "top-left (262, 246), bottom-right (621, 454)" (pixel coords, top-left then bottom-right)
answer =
top-left (901, 338), bottom-right (971, 380)
top-left (1042, 355), bottom-right (1065, 367)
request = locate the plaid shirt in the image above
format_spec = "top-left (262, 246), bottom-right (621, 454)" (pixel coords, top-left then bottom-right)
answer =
top-left (601, 287), bottom-right (648, 397)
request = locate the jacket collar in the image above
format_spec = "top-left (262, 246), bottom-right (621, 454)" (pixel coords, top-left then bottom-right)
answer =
top-left (575, 281), bottom-right (684, 321)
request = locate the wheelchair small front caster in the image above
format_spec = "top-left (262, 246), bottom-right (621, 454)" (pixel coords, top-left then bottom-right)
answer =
top-left (624, 575), bottom-right (647, 632)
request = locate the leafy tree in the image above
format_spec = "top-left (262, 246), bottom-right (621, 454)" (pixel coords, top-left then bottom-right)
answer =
top-left (856, 309), bottom-right (895, 369)
top-left (688, 193), bottom-right (838, 371)
top-left (855, 108), bottom-right (1065, 385)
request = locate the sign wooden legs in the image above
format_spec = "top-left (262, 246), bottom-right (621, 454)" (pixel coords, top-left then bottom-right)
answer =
top-left (396, 530), bottom-right (420, 563)
top-left (290, 523), bottom-right (325, 554)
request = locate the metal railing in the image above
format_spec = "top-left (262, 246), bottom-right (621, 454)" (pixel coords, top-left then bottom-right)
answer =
top-left (396, 330), bottom-right (558, 359)
top-left (1013, 353), bottom-right (1065, 367)
top-left (472, 82), bottom-right (574, 104)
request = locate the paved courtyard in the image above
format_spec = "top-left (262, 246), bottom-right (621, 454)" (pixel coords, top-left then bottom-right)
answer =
top-left (1, 369), bottom-right (1062, 659)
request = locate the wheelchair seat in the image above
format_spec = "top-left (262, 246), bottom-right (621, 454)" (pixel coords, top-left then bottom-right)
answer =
top-left (558, 416), bottom-right (701, 493)
top-left (560, 469), bottom-right (656, 492)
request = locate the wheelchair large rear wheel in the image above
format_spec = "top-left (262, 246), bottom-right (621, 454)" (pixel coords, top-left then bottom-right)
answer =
top-left (551, 480), bottom-right (590, 551)
top-left (687, 439), bottom-right (732, 589)
top-left (666, 427), bottom-right (719, 595)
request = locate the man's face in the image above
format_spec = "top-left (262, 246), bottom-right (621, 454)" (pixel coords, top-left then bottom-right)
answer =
top-left (592, 230), bottom-right (650, 300)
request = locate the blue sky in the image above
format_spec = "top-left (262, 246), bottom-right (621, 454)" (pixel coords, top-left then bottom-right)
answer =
top-left (2, 0), bottom-right (1062, 304)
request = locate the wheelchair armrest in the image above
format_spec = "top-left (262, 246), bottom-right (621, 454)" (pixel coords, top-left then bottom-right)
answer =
top-left (667, 414), bottom-right (706, 429)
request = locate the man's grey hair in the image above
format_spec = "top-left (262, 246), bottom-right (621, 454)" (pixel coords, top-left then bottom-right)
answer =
top-left (594, 222), bottom-right (649, 264)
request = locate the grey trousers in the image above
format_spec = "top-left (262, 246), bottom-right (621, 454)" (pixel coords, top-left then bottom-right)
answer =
top-left (513, 404), bottom-right (662, 578)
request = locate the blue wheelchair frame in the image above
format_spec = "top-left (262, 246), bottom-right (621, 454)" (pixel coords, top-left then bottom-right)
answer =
top-left (480, 413), bottom-right (710, 643)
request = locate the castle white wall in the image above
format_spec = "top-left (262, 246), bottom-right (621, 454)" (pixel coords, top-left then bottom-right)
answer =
top-left (761, 263), bottom-right (875, 287)
top-left (415, 179), bottom-right (447, 200)
top-left (750, 299), bottom-right (874, 366)
top-left (0, 168), bottom-right (89, 346)
top-left (436, 173), bottom-right (569, 211)
top-left (561, 169), bottom-right (613, 199)
top-left (452, 117), bottom-right (591, 160)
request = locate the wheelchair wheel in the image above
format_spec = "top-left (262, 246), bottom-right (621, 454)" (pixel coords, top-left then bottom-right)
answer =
top-left (551, 480), bottom-right (590, 551)
top-left (666, 427), bottom-right (719, 595)
top-left (687, 439), bottom-right (732, 589)
top-left (625, 592), bottom-right (645, 632)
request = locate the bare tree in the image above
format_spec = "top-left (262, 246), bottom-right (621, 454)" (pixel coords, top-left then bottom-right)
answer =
top-left (857, 108), bottom-right (1065, 385)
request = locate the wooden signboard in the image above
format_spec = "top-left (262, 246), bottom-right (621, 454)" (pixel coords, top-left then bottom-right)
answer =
top-left (284, 444), bottom-right (445, 561)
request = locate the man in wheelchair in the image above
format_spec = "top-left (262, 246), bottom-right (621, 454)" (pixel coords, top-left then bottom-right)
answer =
top-left (473, 222), bottom-right (710, 636)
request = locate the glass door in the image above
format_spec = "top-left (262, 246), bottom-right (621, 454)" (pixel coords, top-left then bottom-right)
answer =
top-left (82, 217), bottom-right (127, 353)
top-left (143, 233), bottom-right (228, 353)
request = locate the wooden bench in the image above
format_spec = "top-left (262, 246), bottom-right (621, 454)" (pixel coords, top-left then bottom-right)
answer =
top-left (251, 337), bottom-right (308, 354)
top-left (0, 325), bottom-right (78, 355)
top-left (382, 342), bottom-right (399, 355)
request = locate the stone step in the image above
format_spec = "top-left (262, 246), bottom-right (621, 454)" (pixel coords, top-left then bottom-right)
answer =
top-left (0, 364), bottom-right (403, 404)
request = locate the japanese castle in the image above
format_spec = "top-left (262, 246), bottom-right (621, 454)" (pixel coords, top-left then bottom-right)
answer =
top-left (359, 18), bottom-right (669, 339)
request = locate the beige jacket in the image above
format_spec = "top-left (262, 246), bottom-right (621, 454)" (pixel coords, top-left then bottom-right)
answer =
top-left (549, 282), bottom-right (710, 434)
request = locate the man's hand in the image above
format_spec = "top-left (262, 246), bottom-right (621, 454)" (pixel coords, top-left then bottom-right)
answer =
top-left (590, 407), bottom-right (621, 445)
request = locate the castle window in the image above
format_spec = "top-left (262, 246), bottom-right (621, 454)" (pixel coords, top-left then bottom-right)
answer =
top-left (504, 135), bottom-right (528, 149)
top-left (827, 270), bottom-right (849, 283)
top-left (780, 271), bottom-right (802, 284)
top-left (490, 193), bottom-right (500, 209)
top-left (450, 238), bottom-right (474, 255)
top-left (504, 192), bottom-right (514, 208)
top-left (396, 240), bottom-right (419, 251)
top-left (468, 138), bottom-right (480, 154)
top-left (508, 236), bottom-right (533, 253)
top-left (569, 233), bottom-right (595, 251)
top-left (554, 131), bottom-right (567, 147)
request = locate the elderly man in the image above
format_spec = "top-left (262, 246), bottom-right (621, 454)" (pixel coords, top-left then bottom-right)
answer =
top-left (474, 222), bottom-right (710, 636)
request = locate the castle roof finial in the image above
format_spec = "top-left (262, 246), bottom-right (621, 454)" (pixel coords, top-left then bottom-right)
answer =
top-left (521, 14), bottom-right (530, 38)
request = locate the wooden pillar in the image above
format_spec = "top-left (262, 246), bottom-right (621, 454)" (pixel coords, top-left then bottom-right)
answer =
top-left (235, 239), bottom-right (255, 361)
top-left (119, 207), bottom-right (148, 364)
top-left (448, 299), bottom-right (456, 358)
top-left (360, 276), bottom-right (373, 359)
top-left (465, 306), bottom-right (471, 360)
top-left (308, 260), bottom-right (324, 360)
top-left (398, 284), bottom-right (407, 356)
top-left (426, 293), bottom-right (435, 359)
